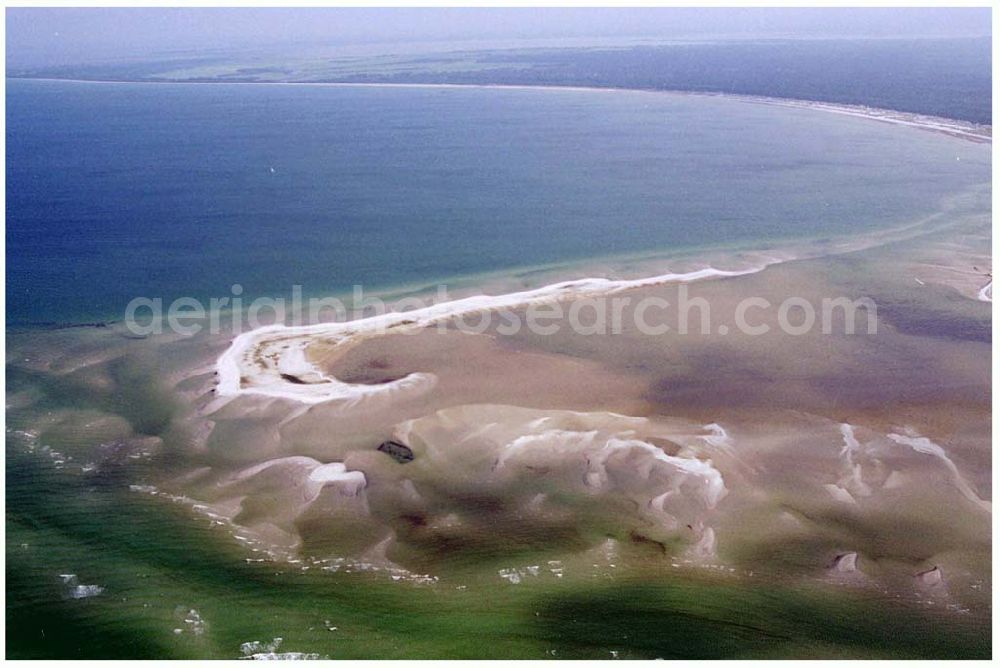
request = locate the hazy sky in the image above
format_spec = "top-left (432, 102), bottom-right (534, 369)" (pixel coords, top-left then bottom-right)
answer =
top-left (7, 7), bottom-right (992, 68)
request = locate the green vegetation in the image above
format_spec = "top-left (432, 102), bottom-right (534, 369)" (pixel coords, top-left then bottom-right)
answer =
top-left (7, 444), bottom-right (989, 659)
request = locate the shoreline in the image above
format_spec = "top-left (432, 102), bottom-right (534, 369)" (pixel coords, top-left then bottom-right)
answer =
top-left (214, 202), bottom-right (989, 406)
top-left (214, 185), bottom-right (991, 406)
top-left (215, 265), bottom-right (766, 405)
top-left (11, 76), bottom-right (991, 143)
top-left (8, 41), bottom-right (995, 659)
top-left (207, 177), bottom-right (987, 406)
top-left (12, 182), bottom-right (979, 332)
top-left (6, 76), bottom-right (988, 334)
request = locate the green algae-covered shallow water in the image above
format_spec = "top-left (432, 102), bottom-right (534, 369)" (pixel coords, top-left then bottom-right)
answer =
top-left (6, 443), bottom-right (989, 659)
top-left (6, 80), bottom-right (991, 659)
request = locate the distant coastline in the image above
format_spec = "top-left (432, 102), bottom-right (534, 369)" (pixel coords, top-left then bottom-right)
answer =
top-left (10, 76), bottom-right (992, 143)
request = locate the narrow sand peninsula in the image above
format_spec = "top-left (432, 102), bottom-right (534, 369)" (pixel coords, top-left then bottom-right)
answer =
top-left (215, 203), bottom-right (988, 406)
top-left (216, 266), bottom-right (765, 404)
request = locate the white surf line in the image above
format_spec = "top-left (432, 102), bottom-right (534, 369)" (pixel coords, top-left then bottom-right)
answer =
top-left (213, 205), bottom-right (974, 407)
top-left (216, 265), bottom-right (768, 404)
top-left (977, 279), bottom-right (992, 302)
top-left (17, 77), bottom-right (990, 143)
top-left (746, 96), bottom-right (991, 143)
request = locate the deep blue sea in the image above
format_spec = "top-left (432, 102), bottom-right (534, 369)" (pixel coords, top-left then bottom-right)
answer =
top-left (6, 78), bottom-right (991, 324)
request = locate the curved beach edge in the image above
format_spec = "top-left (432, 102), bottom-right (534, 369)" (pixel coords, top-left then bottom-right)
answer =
top-left (13, 77), bottom-right (991, 143)
top-left (215, 265), bottom-right (768, 405)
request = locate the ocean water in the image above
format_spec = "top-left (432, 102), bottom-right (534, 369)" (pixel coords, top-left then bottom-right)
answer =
top-left (6, 425), bottom-right (991, 659)
top-left (6, 78), bottom-right (990, 324)
top-left (6, 79), bottom-right (992, 659)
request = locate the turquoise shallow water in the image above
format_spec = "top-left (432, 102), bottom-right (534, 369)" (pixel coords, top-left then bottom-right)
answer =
top-left (6, 79), bottom-right (990, 324)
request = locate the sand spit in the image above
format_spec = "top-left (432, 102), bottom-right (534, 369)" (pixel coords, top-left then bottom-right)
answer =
top-left (215, 265), bottom-right (766, 405)
top-left (214, 204), bottom-right (984, 407)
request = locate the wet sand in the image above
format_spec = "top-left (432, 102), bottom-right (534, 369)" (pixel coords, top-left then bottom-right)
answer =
top-left (5, 168), bottom-right (991, 659)
top-left (16, 194), bottom-right (982, 591)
